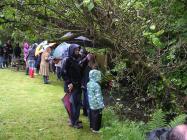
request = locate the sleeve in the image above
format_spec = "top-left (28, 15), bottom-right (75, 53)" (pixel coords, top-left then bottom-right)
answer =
top-left (64, 58), bottom-right (71, 83)
top-left (94, 84), bottom-right (104, 108)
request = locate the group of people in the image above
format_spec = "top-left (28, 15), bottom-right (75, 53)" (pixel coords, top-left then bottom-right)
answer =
top-left (0, 40), bottom-right (21, 69)
top-left (60, 44), bottom-right (104, 132)
top-left (24, 42), bottom-right (105, 132)
top-left (0, 40), bottom-right (105, 133)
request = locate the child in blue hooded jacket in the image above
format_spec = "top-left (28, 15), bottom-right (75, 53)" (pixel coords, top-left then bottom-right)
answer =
top-left (87, 69), bottom-right (104, 133)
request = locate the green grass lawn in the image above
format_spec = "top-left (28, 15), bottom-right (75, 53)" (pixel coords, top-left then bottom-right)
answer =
top-left (0, 69), bottom-right (101, 140)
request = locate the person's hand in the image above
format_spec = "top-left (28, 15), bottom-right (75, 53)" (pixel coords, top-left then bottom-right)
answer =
top-left (68, 83), bottom-right (73, 92)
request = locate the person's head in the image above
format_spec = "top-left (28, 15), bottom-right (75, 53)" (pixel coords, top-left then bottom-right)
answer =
top-left (69, 44), bottom-right (80, 58)
top-left (46, 47), bottom-right (51, 53)
top-left (168, 125), bottom-right (187, 140)
top-left (89, 69), bottom-right (101, 83)
top-left (87, 53), bottom-right (98, 69)
top-left (16, 43), bottom-right (19, 47)
top-left (23, 42), bottom-right (29, 49)
top-left (7, 40), bottom-right (11, 45)
top-left (79, 47), bottom-right (87, 57)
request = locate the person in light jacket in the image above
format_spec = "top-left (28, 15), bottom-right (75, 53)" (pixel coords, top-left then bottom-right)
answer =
top-left (87, 69), bottom-right (104, 133)
top-left (39, 47), bottom-right (51, 84)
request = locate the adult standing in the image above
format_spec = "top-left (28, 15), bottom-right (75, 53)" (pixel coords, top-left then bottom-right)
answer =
top-left (23, 41), bottom-right (29, 74)
top-left (13, 43), bottom-right (22, 71)
top-left (27, 43), bottom-right (37, 77)
top-left (14, 43), bottom-right (21, 59)
top-left (0, 45), bottom-right (4, 68)
top-left (5, 40), bottom-right (13, 66)
top-left (39, 46), bottom-right (51, 84)
top-left (3, 44), bottom-right (9, 68)
top-left (65, 44), bottom-right (83, 129)
top-left (81, 53), bottom-right (96, 117)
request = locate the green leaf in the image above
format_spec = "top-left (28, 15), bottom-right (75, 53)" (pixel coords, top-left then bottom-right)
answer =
top-left (150, 25), bottom-right (156, 30)
top-left (87, 1), bottom-right (94, 11)
top-left (151, 35), bottom-right (163, 48)
top-left (155, 30), bottom-right (164, 36)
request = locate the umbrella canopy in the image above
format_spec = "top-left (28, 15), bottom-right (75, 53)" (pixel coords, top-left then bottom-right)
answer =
top-left (74, 36), bottom-right (91, 41)
top-left (43, 43), bottom-right (56, 50)
top-left (53, 42), bottom-right (71, 58)
top-left (35, 40), bottom-right (48, 56)
top-left (62, 32), bottom-right (73, 38)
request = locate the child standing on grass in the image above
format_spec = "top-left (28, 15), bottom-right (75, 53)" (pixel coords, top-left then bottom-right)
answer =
top-left (87, 69), bottom-right (104, 133)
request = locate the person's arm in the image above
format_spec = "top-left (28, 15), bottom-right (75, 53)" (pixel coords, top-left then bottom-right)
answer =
top-left (94, 84), bottom-right (104, 108)
top-left (65, 58), bottom-right (74, 91)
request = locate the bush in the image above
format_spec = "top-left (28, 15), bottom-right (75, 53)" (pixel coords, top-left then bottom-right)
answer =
top-left (101, 108), bottom-right (186, 140)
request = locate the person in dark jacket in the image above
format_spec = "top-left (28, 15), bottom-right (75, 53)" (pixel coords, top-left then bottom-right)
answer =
top-left (14, 43), bottom-right (21, 58)
top-left (5, 40), bottom-right (13, 66)
top-left (3, 44), bottom-right (9, 68)
top-left (0, 45), bottom-right (4, 68)
top-left (65, 44), bottom-right (83, 129)
top-left (81, 53), bottom-right (96, 117)
top-left (13, 43), bottom-right (22, 70)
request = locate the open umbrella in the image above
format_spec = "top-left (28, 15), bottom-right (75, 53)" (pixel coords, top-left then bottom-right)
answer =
top-left (74, 36), bottom-right (91, 41)
top-left (35, 40), bottom-right (48, 56)
top-left (43, 43), bottom-right (56, 50)
top-left (53, 42), bottom-right (71, 59)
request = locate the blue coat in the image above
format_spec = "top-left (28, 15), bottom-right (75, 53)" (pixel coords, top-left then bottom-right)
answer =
top-left (87, 69), bottom-right (104, 110)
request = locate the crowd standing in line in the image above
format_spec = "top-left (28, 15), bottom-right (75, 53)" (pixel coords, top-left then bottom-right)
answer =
top-left (0, 39), bottom-right (105, 133)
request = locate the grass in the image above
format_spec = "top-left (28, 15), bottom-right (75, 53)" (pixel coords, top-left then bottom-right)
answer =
top-left (0, 69), bottom-right (101, 140)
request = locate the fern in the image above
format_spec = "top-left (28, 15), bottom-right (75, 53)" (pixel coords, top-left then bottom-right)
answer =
top-left (169, 114), bottom-right (186, 128)
top-left (146, 109), bottom-right (167, 132)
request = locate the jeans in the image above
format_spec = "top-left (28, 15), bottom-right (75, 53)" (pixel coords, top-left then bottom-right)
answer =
top-left (82, 88), bottom-right (90, 116)
top-left (28, 60), bottom-right (35, 69)
top-left (0, 56), bottom-right (4, 68)
top-left (70, 87), bottom-right (82, 125)
top-left (56, 67), bottom-right (62, 80)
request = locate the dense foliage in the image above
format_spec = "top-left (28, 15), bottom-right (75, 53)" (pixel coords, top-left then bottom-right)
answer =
top-left (102, 108), bottom-right (186, 140)
top-left (0, 0), bottom-right (187, 121)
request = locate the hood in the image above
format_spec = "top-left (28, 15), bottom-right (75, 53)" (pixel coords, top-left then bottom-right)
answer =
top-left (69, 44), bottom-right (80, 57)
top-left (89, 70), bottom-right (101, 82)
top-left (23, 42), bottom-right (29, 49)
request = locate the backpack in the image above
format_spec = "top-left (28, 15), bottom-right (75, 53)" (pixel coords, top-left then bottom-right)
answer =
top-left (61, 56), bottom-right (69, 80)
top-left (60, 43), bottom-right (71, 80)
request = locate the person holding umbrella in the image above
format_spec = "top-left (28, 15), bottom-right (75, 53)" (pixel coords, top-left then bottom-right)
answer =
top-left (39, 43), bottom-right (55, 84)
top-left (64, 44), bottom-right (83, 129)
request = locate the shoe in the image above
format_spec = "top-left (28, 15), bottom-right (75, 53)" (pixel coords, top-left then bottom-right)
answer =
top-left (73, 123), bottom-right (83, 129)
top-left (92, 130), bottom-right (100, 133)
top-left (77, 120), bottom-right (82, 124)
top-left (68, 122), bottom-right (73, 127)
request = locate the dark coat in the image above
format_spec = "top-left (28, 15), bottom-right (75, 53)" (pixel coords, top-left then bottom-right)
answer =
top-left (0, 47), bottom-right (4, 56)
top-left (65, 44), bottom-right (82, 87)
top-left (14, 46), bottom-right (22, 57)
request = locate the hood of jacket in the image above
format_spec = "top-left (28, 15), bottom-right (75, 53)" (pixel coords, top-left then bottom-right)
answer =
top-left (89, 69), bottom-right (101, 83)
top-left (68, 44), bottom-right (80, 57)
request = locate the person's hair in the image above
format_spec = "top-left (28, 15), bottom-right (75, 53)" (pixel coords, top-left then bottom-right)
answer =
top-left (87, 53), bottom-right (96, 67)
top-left (46, 47), bottom-right (51, 53)
top-left (168, 128), bottom-right (185, 140)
